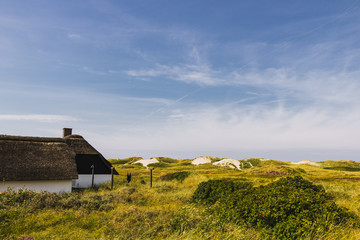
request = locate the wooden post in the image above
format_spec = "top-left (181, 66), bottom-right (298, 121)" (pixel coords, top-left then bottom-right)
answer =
top-left (150, 168), bottom-right (153, 188)
top-left (91, 165), bottom-right (95, 189)
top-left (111, 167), bottom-right (114, 190)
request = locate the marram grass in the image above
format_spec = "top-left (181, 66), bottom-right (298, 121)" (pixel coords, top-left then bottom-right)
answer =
top-left (1, 158), bottom-right (360, 239)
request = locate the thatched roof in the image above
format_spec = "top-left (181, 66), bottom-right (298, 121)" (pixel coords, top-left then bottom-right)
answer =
top-left (0, 133), bottom-right (118, 181)
top-left (64, 135), bottom-right (119, 175)
top-left (64, 135), bottom-right (100, 155)
top-left (0, 135), bottom-right (78, 181)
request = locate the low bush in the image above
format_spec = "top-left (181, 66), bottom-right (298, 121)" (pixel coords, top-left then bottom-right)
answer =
top-left (246, 166), bottom-right (304, 176)
top-left (192, 179), bottom-right (252, 205)
top-left (0, 188), bottom-right (117, 211)
top-left (321, 160), bottom-right (360, 172)
top-left (322, 160), bottom-right (360, 172)
top-left (160, 171), bottom-right (191, 182)
top-left (238, 160), bottom-right (254, 169)
top-left (193, 176), bottom-right (357, 239)
top-left (180, 161), bottom-right (192, 166)
top-left (148, 162), bottom-right (170, 168)
top-left (245, 158), bottom-right (262, 166)
top-left (109, 157), bottom-right (143, 165)
top-left (109, 159), bottom-right (129, 165)
top-left (156, 157), bottom-right (179, 163)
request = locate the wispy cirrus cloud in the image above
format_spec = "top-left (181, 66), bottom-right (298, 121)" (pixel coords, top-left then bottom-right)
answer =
top-left (94, 101), bottom-right (360, 161)
top-left (125, 64), bottom-right (221, 85)
top-left (124, 63), bottom-right (360, 105)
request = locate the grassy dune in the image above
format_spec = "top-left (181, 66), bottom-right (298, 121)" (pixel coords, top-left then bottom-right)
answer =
top-left (1, 158), bottom-right (360, 239)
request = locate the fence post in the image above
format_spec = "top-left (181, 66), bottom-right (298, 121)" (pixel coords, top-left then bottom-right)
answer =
top-left (150, 168), bottom-right (153, 188)
top-left (91, 165), bottom-right (95, 189)
top-left (111, 167), bottom-right (114, 190)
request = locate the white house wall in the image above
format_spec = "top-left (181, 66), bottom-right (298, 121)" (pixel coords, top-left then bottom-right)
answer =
top-left (72, 174), bottom-right (112, 188)
top-left (0, 180), bottom-right (72, 193)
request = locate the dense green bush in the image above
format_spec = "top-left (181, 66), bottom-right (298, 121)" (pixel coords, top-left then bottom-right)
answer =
top-left (192, 179), bottom-right (252, 205)
top-left (160, 171), bottom-right (191, 182)
top-left (193, 176), bottom-right (356, 239)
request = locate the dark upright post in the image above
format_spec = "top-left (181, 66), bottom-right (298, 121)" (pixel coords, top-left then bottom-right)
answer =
top-left (150, 168), bottom-right (153, 188)
top-left (111, 167), bottom-right (114, 190)
top-left (127, 173), bottom-right (132, 183)
top-left (91, 165), bottom-right (95, 189)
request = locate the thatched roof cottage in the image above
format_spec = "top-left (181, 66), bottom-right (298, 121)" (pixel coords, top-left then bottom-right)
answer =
top-left (0, 128), bottom-right (118, 193)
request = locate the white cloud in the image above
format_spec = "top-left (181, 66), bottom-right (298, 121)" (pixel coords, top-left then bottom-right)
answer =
top-left (124, 64), bottom-right (221, 85)
top-left (125, 62), bottom-right (360, 108)
top-left (93, 102), bottom-right (360, 161)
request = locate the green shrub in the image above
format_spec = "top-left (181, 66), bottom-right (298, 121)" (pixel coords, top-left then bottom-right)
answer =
top-left (156, 157), bottom-right (179, 163)
top-left (108, 159), bottom-right (129, 165)
top-left (148, 162), bottom-right (169, 168)
top-left (121, 165), bottom-right (136, 169)
top-left (192, 179), bottom-right (252, 205)
top-left (180, 162), bottom-right (192, 166)
top-left (109, 157), bottom-right (143, 165)
top-left (260, 160), bottom-right (290, 166)
top-left (245, 158), bottom-right (262, 166)
top-left (0, 188), bottom-right (37, 208)
top-left (247, 165), bottom-right (305, 176)
top-left (195, 176), bottom-right (357, 239)
top-left (321, 160), bottom-right (360, 172)
top-left (160, 171), bottom-right (191, 182)
top-left (0, 188), bottom-right (116, 211)
top-left (239, 160), bottom-right (254, 169)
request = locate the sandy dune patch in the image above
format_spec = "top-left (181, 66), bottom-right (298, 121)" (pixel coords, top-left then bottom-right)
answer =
top-left (192, 157), bottom-right (212, 165)
top-left (213, 158), bottom-right (241, 170)
top-left (133, 158), bottom-right (159, 167)
top-left (292, 160), bottom-right (320, 166)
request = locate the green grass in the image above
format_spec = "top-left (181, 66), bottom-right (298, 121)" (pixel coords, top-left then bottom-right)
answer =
top-left (321, 160), bottom-right (360, 171)
top-left (2, 157), bottom-right (360, 239)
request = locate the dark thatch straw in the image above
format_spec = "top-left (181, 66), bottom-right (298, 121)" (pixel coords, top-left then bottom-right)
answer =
top-left (0, 133), bottom-right (119, 181)
top-left (0, 135), bottom-right (78, 181)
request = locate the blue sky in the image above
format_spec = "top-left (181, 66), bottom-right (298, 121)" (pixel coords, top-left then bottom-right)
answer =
top-left (1, 0), bottom-right (360, 161)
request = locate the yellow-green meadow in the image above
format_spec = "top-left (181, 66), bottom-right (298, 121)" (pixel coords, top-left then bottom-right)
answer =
top-left (1, 157), bottom-right (360, 239)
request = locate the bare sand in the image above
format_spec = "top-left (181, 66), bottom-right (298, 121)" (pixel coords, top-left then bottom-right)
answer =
top-left (133, 158), bottom-right (159, 167)
top-left (292, 160), bottom-right (320, 166)
top-left (192, 157), bottom-right (212, 165)
top-left (213, 158), bottom-right (241, 170)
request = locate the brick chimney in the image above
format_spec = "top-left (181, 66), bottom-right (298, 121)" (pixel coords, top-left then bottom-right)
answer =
top-left (63, 128), bottom-right (72, 138)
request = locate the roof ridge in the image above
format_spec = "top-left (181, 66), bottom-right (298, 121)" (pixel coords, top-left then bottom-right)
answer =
top-left (0, 135), bottom-right (65, 143)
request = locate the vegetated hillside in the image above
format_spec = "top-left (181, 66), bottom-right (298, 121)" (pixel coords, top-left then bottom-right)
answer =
top-left (1, 157), bottom-right (360, 239)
